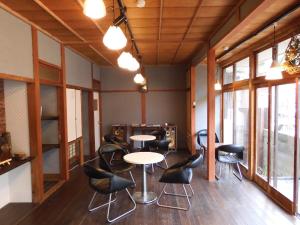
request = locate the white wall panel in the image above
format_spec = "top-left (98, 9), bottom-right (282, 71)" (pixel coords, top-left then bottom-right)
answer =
top-left (65, 48), bottom-right (92, 88)
top-left (92, 64), bottom-right (101, 81)
top-left (0, 174), bottom-right (10, 208)
top-left (75, 90), bottom-right (82, 138)
top-left (38, 31), bottom-right (61, 66)
top-left (67, 88), bottom-right (76, 142)
top-left (0, 8), bottom-right (33, 78)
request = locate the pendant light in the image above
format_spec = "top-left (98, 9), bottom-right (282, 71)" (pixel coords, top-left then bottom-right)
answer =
top-left (103, 26), bottom-right (127, 50)
top-left (118, 52), bottom-right (132, 69)
top-left (214, 80), bottom-right (222, 91)
top-left (83, 0), bottom-right (106, 19)
top-left (265, 24), bottom-right (283, 80)
top-left (134, 73), bottom-right (145, 84)
top-left (127, 56), bottom-right (140, 71)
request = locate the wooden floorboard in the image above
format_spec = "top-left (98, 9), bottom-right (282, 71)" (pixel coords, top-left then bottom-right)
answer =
top-left (3, 150), bottom-right (300, 225)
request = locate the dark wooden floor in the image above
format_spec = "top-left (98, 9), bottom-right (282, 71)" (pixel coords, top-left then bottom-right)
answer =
top-left (2, 150), bottom-right (300, 225)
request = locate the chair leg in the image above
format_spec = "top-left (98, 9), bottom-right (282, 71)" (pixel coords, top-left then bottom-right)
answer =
top-left (233, 162), bottom-right (243, 181)
top-left (163, 183), bottom-right (194, 198)
top-left (157, 184), bottom-right (191, 211)
top-left (88, 192), bottom-right (117, 212)
top-left (129, 171), bottom-right (136, 187)
top-left (215, 162), bottom-right (223, 180)
top-left (109, 152), bottom-right (116, 165)
top-left (107, 188), bottom-right (136, 223)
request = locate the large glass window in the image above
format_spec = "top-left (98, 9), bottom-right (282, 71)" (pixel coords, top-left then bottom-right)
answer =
top-left (235, 58), bottom-right (249, 81)
top-left (234, 89), bottom-right (249, 166)
top-left (270, 83), bottom-right (295, 201)
top-left (277, 38), bottom-right (291, 64)
top-left (223, 91), bottom-right (234, 143)
top-left (255, 87), bottom-right (269, 180)
top-left (223, 66), bottom-right (233, 85)
top-left (257, 48), bottom-right (272, 77)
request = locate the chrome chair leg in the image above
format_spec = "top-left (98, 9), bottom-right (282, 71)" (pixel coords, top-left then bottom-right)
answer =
top-left (163, 183), bottom-right (194, 198)
top-left (109, 152), bottom-right (116, 165)
top-left (88, 192), bottom-right (117, 212)
top-left (233, 162), bottom-right (243, 181)
top-left (216, 162), bottom-right (223, 180)
top-left (107, 188), bottom-right (136, 223)
top-left (157, 184), bottom-right (191, 211)
top-left (129, 171), bottom-right (136, 187)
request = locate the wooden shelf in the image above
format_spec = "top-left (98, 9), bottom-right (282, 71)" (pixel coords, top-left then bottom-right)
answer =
top-left (41, 115), bottom-right (59, 120)
top-left (0, 157), bottom-right (33, 176)
top-left (42, 144), bottom-right (60, 153)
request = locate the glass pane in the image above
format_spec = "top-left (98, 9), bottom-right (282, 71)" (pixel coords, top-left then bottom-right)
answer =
top-left (255, 87), bottom-right (269, 180)
top-left (39, 63), bottom-right (60, 81)
top-left (270, 83), bottom-right (295, 201)
top-left (257, 48), bottom-right (272, 77)
top-left (223, 66), bottom-right (233, 85)
top-left (277, 38), bottom-right (291, 64)
top-left (235, 58), bottom-right (249, 81)
top-left (234, 89), bottom-right (249, 167)
top-left (223, 92), bottom-right (233, 143)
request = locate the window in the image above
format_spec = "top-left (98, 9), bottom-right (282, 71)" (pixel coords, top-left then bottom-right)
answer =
top-left (270, 83), bottom-right (295, 201)
top-left (234, 89), bottom-right (249, 167)
top-left (223, 92), bottom-right (234, 143)
top-left (235, 57), bottom-right (249, 81)
top-left (277, 38), bottom-right (291, 64)
top-left (256, 48), bottom-right (272, 77)
top-left (255, 87), bottom-right (269, 180)
top-left (223, 66), bottom-right (233, 85)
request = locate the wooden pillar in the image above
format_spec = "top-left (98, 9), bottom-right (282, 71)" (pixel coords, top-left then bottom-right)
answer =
top-left (207, 48), bottom-right (216, 181)
top-left (190, 66), bottom-right (196, 154)
top-left (28, 27), bottom-right (44, 202)
top-left (59, 45), bottom-right (69, 180)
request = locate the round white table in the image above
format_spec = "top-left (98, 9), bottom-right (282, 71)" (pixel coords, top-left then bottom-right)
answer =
top-left (130, 135), bottom-right (156, 150)
top-left (124, 152), bottom-right (164, 204)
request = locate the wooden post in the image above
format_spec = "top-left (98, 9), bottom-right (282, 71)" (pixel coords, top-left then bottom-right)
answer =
top-left (28, 27), bottom-right (44, 202)
top-left (207, 48), bottom-right (216, 181)
top-left (190, 66), bottom-right (196, 154)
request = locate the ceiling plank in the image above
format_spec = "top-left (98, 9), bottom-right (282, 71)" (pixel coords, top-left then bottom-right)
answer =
top-left (156, 0), bottom-right (164, 64)
top-left (33, 0), bottom-right (114, 66)
top-left (171, 0), bottom-right (204, 64)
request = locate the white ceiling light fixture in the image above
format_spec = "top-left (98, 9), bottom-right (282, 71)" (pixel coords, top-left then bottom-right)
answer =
top-left (265, 23), bottom-right (283, 80)
top-left (83, 0), bottom-right (106, 19)
top-left (137, 0), bottom-right (146, 8)
top-left (117, 52), bottom-right (133, 69)
top-left (214, 80), bottom-right (222, 91)
top-left (103, 25), bottom-right (127, 50)
top-left (127, 56), bottom-right (140, 71)
top-left (134, 73), bottom-right (145, 84)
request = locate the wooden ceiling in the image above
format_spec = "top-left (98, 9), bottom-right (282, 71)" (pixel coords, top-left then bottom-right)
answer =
top-left (0, 0), bottom-right (299, 66)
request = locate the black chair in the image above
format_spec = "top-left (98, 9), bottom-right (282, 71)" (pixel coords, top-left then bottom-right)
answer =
top-left (84, 164), bottom-right (136, 223)
top-left (145, 129), bottom-right (170, 169)
top-left (157, 153), bottom-right (203, 211)
top-left (215, 144), bottom-right (244, 181)
top-left (98, 144), bottom-right (136, 185)
top-left (196, 129), bottom-right (220, 160)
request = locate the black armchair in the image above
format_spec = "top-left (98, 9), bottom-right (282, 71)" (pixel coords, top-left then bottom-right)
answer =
top-left (157, 153), bottom-right (203, 211)
top-left (145, 129), bottom-right (171, 169)
top-left (215, 144), bottom-right (244, 181)
top-left (84, 164), bottom-right (136, 223)
top-left (98, 144), bottom-right (136, 186)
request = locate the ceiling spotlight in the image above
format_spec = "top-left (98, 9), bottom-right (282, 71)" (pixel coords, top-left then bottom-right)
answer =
top-left (83, 0), bottom-right (106, 19)
top-left (103, 26), bottom-right (127, 50)
top-left (137, 0), bottom-right (146, 8)
top-left (127, 56), bottom-right (140, 71)
top-left (134, 73), bottom-right (145, 84)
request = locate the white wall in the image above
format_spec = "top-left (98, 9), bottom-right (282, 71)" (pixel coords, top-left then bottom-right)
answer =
top-left (65, 48), bottom-right (92, 88)
top-left (93, 64), bottom-right (101, 81)
top-left (0, 8), bottom-right (33, 78)
top-left (38, 31), bottom-right (61, 66)
top-left (0, 80), bottom-right (32, 208)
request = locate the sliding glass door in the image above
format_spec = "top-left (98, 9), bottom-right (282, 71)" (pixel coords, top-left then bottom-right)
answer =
top-left (255, 83), bottom-right (296, 205)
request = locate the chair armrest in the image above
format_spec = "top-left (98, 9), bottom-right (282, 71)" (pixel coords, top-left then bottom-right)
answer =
top-left (160, 167), bottom-right (192, 184)
top-left (84, 164), bottom-right (113, 179)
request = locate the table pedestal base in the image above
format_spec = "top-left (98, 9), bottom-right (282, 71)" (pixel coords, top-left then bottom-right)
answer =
top-left (133, 191), bottom-right (157, 204)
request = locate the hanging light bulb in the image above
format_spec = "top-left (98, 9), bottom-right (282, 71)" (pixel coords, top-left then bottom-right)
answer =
top-left (117, 52), bottom-right (132, 69)
top-left (214, 80), bottom-right (222, 90)
top-left (134, 73), bottom-right (145, 84)
top-left (266, 23), bottom-right (283, 80)
top-left (103, 26), bottom-right (127, 50)
top-left (127, 56), bottom-right (140, 71)
top-left (83, 0), bottom-right (106, 19)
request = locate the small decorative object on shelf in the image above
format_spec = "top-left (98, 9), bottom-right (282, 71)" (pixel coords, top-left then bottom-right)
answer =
top-left (283, 34), bottom-right (300, 74)
top-left (0, 132), bottom-right (12, 166)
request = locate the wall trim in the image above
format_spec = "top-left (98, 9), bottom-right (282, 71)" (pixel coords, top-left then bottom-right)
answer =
top-left (0, 73), bottom-right (34, 83)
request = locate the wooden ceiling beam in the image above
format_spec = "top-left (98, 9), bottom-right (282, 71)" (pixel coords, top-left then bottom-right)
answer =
top-left (33, 0), bottom-right (114, 66)
top-left (156, 0), bottom-right (164, 64)
top-left (171, 0), bottom-right (204, 64)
